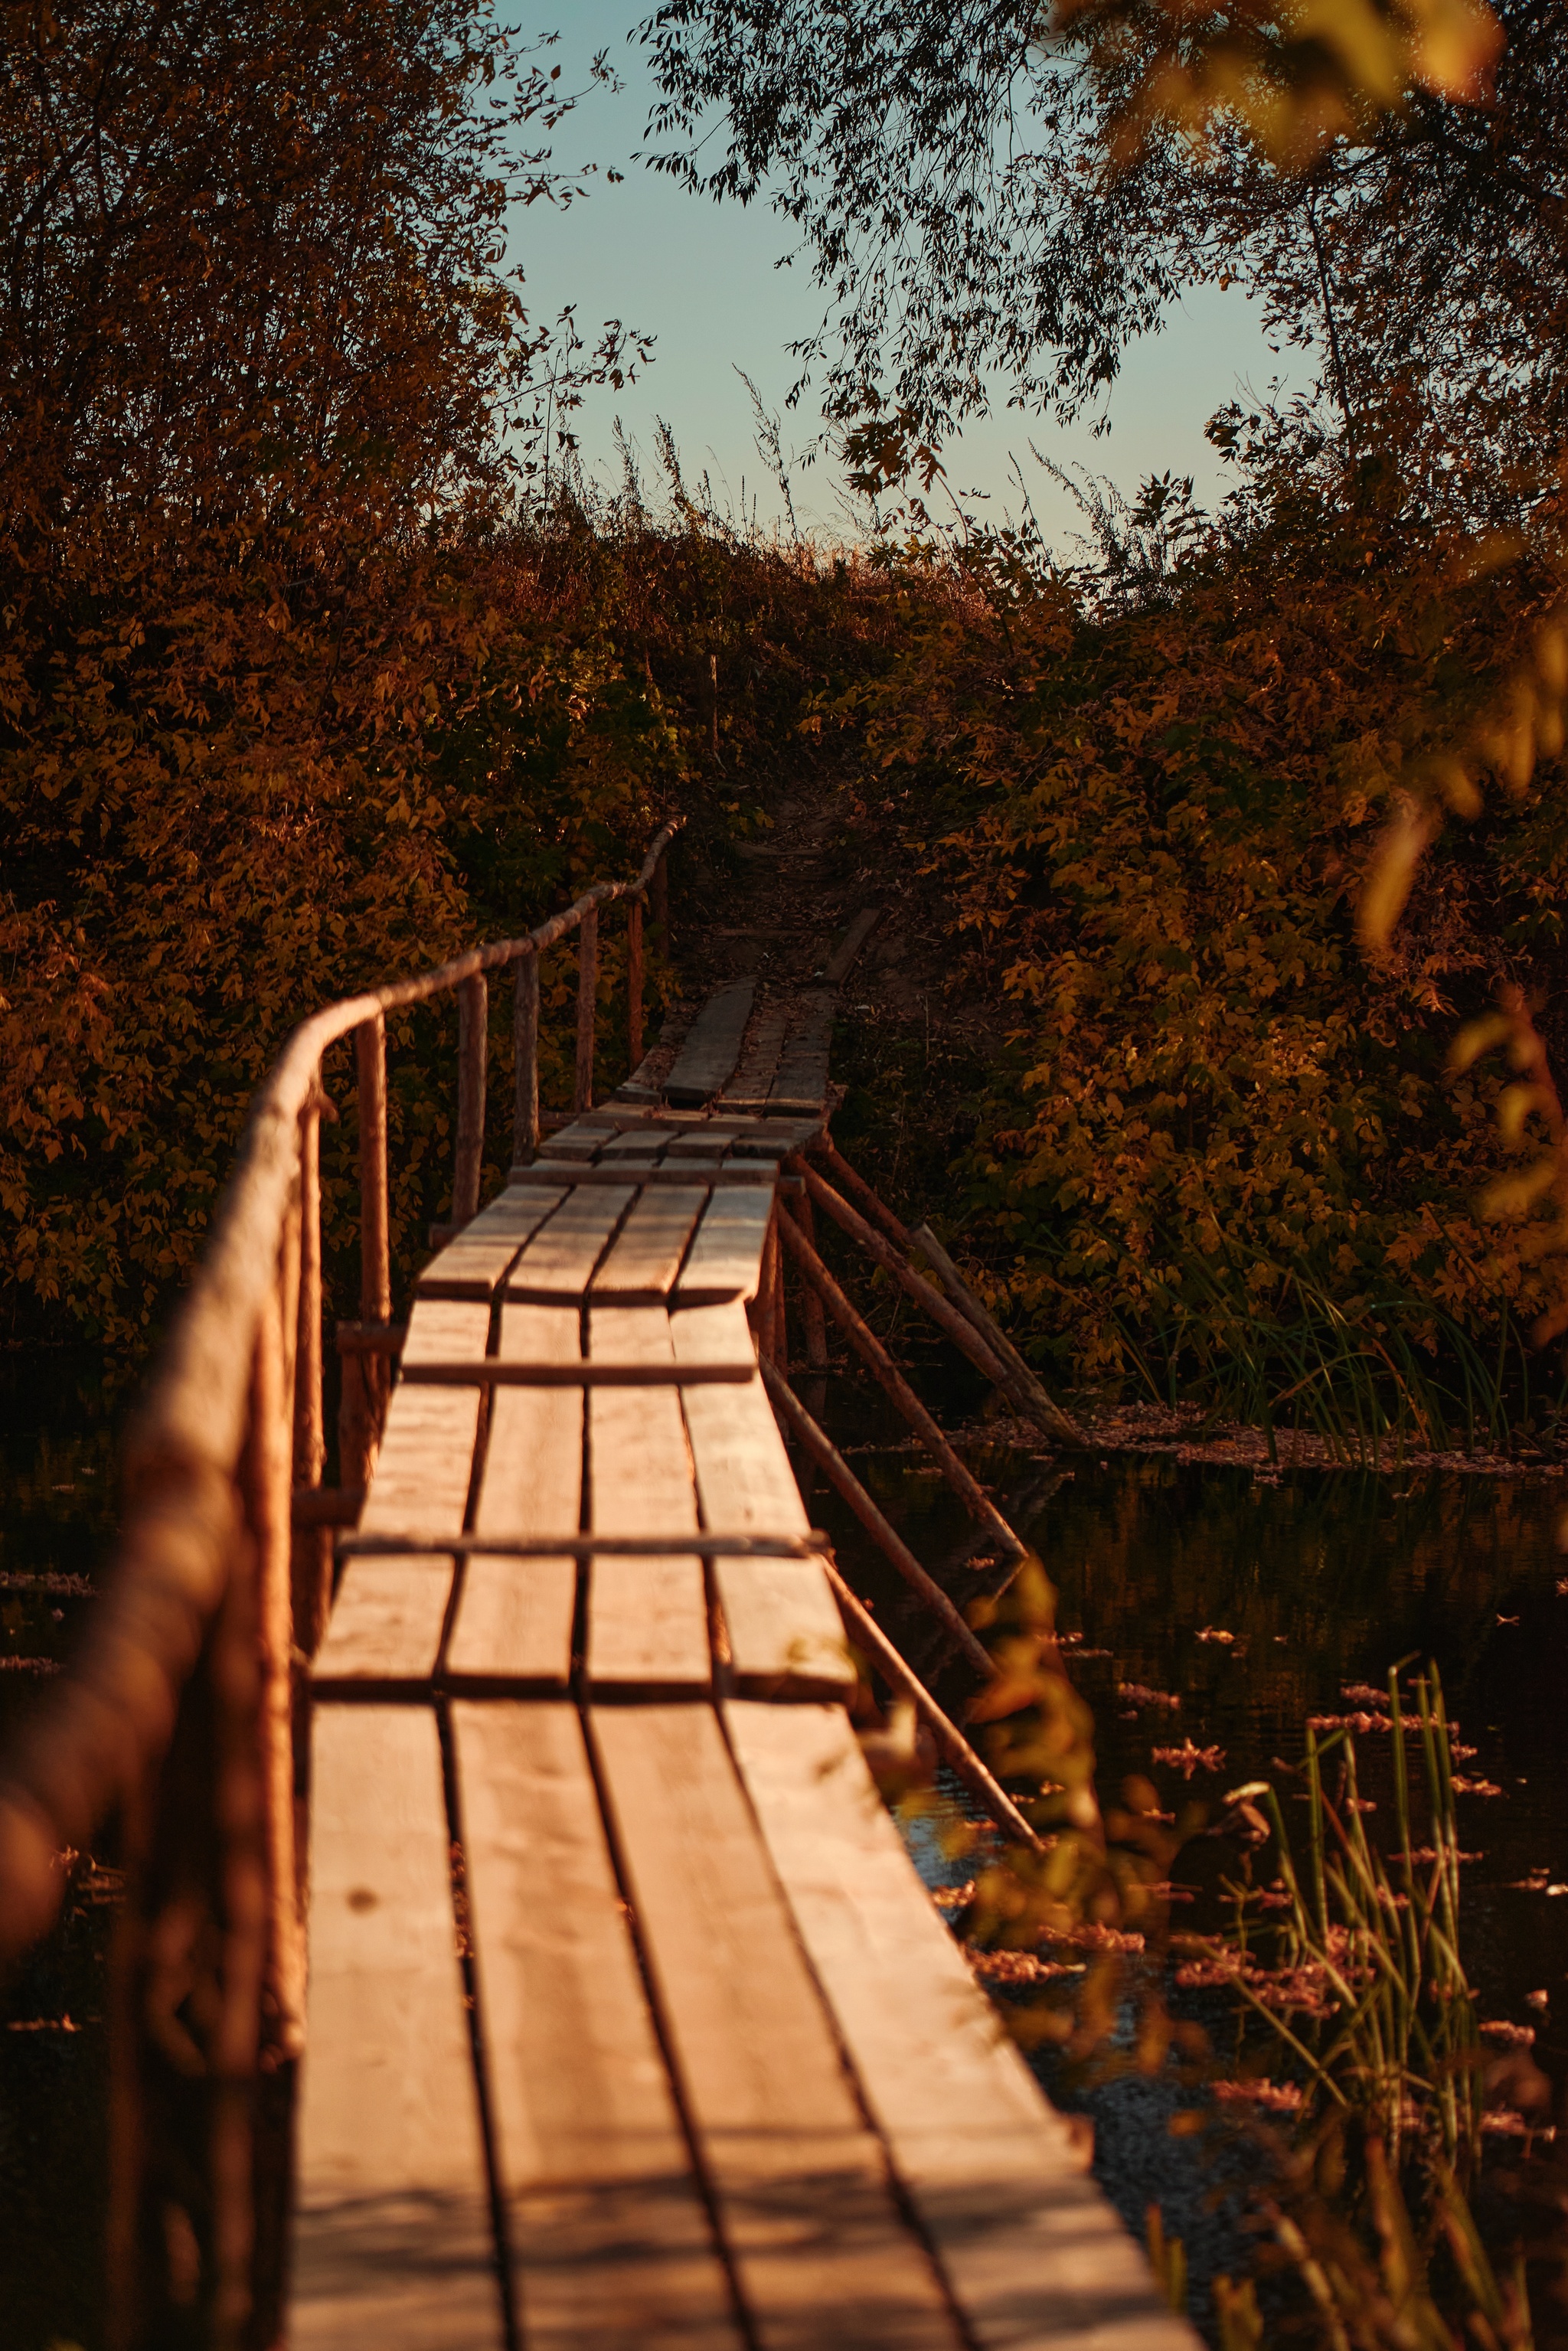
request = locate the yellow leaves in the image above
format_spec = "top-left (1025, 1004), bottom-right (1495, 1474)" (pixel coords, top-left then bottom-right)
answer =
top-left (1058, 0), bottom-right (1501, 170)
top-left (1357, 798), bottom-right (1438, 955)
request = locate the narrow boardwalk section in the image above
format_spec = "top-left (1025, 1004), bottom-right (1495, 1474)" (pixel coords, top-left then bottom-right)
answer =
top-left (292, 1082), bottom-right (1193, 2348)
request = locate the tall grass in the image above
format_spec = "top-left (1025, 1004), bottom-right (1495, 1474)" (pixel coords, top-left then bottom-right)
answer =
top-left (1214, 1666), bottom-right (1480, 2167)
top-left (1120, 1243), bottom-right (1563, 1461)
top-left (1174, 1667), bottom-right (1536, 2349)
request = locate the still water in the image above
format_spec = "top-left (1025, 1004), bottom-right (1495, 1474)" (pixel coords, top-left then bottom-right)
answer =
top-left (4, 1349), bottom-right (1566, 2346)
top-left (0, 1351), bottom-right (123, 2351)
top-left (818, 1375), bottom-right (1568, 2333)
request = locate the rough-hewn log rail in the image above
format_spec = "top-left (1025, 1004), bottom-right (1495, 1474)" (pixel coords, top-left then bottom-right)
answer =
top-left (0, 818), bottom-right (684, 1964)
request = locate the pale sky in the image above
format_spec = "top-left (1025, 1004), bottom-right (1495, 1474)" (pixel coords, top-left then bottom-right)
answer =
top-left (509, 4), bottom-right (1306, 547)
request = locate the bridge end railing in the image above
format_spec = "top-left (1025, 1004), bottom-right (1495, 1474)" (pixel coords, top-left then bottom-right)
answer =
top-left (0, 817), bottom-right (681, 2349)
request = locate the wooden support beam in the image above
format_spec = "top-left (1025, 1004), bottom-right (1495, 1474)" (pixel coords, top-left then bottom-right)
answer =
top-left (512, 949), bottom-right (541, 1167)
top-left (792, 1573), bottom-right (1045, 1859)
top-left (575, 903), bottom-right (599, 1115)
top-left (452, 972), bottom-right (487, 1229)
top-left (790, 1161), bottom-right (1012, 1392)
top-left (355, 1015), bottom-right (391, 1325)
top-left (344, 1015), bottom-right (392, 1491)
top-left (910, 1223), bottom-right (1084, 1448)
top-left (759, 1362), bottom-right (994, 1682)
top-left (808, 1132), bottom-right (913, 1249)
top-left (626, 891), bottom-right (645, 1074)
top-left (650, 841), bottom-right (669, 956)
top-left (787, 1190), bottom-right (830, 1371)
top-left (772, 1213), bottom-right (1024, 1563)
top-left (293, 1092), bottom-right (332, 1657)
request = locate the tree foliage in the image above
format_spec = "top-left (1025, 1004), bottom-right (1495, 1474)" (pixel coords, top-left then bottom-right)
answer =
top-left (833, 459), bottom-right (1568, 1425)
top-left (641, 0), bottom-right (1558, 514)
top-left (0, 0), bottom-right (661, 1340)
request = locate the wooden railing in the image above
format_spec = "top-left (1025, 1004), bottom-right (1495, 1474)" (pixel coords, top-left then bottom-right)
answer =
top-left (0, 818), bottom-right (681, 2348)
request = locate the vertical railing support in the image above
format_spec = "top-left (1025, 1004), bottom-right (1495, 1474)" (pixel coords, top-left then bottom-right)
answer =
top-left (250, 1282), bottom-right (305, 2063)
top-left (651, 845), bottom-right (669, 960)
top-left (754, 1210), bottom-right (782, 1367)
top-left (513, 950), bottom-right (540, 1167)
top-left (343, 1015), bottom-right (391, 1489)
top-left (789, 1190), bottom-right (830, 1371)
top-left (575, 903), bottom-right (599, 1115)
top-left (626, 893), bottom-right (645, 1074)
top-left (355, 1013), bottom-right (391, 1325)
top-left (293, 1088), bottom-right (331, 1657)
top-left (454, 972), bottom-right (487, 1228)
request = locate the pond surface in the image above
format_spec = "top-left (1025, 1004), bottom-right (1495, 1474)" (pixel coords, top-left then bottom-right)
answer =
top-left (0, 1350), bottom-right (124, 2351)
top-left (5, 1349), bottom-right (1568, 2346)
top-left (812, 1365), bottom-right (1568, 2336)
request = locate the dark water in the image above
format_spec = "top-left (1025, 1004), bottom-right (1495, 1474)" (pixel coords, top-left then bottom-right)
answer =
top-left (8, 1348), bottom-right (1568, 2344)
top-left (812, 1377), bottom-right (1568, 2330)
top-left (0, 1351), bottom-right (122, 2351)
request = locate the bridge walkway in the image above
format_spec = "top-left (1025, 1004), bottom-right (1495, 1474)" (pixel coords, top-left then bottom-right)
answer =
top-left (292, 1096), bottom-right (1190, 2350)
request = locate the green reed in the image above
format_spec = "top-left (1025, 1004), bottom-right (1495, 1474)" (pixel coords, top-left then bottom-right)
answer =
top-left (1123, 1242), bottom-right (1555, 1464)
top-left (1218, 1664), bottom-right (1481, 2168)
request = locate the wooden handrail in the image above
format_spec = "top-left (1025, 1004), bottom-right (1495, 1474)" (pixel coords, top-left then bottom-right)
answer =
top-left (0, 815), bottom-right (683, 1961)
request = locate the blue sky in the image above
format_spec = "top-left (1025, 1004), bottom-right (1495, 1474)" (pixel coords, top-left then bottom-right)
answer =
top-left (509, 4), bottom-right (1308, 545)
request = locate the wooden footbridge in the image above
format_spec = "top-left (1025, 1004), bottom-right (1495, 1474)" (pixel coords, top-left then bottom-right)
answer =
top-left (0, 824), bottom-right (1194, 2350)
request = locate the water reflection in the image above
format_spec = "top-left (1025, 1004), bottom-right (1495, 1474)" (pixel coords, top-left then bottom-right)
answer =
top-left (841, 1406), bottom-right (1568, 2330)
top-left (0, 1350), bottom-right (121, 2351)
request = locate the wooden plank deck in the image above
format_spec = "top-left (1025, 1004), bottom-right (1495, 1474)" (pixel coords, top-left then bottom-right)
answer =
top-left (295, 1090), bottom-right (1197, 2349)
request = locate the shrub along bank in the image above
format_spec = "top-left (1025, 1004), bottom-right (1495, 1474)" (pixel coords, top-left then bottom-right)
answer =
top-left (8, 458), bottom-right (1568, 1442)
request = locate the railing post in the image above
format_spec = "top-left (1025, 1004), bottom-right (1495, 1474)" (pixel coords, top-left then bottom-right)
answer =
top-left (788, 1190), bottom-right (830, 1370)
top-left (513, 950), bottom-right (540, 1167)
top-left (294, 1096), bottom-right (325, 1489)
top-left (250, 1282), bottom-right (305, 2064)
top-left (754, 1210), bottom-right (782, 1367)
top-left (344, 1014), bottom-right (391, 1489)
top-left (575, 904), bottom-right (599, 1115)
top-left (651, 845), bottom-right (669, 958)
top-left (453, 972), bottom-right (487, 1228)
top-left (626, 893), bottom-right (645, 1074)
top-left (355, 1014), bottom-right (391, 1325)
top-left (293, 1089), bottom-right (331, 1657)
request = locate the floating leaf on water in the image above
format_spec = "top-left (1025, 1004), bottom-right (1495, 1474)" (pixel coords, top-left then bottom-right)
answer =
top-left (1153, 1739), bottom-right (1227, 1777)
top-left (1212, 2078), bottom-right (1304, 2114)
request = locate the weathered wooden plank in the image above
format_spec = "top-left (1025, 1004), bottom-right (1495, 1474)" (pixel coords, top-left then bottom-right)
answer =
top-left (590, 1705), bottom-right (962, 2351)
top-left (822, 908), bottom-right (884, 988)
top-left (591, 1187), bottom-right (710, 1301)
top-left (292, 1706), bottom-right (503, 2349)
top-left (452, 1702), bottom-right (741, 2349)
top-left (671, 1304), bottom-right (851, 1700)
top-left (673, 1187), bottom-right (775, 1304)
top-left (416, 1184), bottom-right (567, 1301)
top-left (730, 1119), bottom-right (822, 1157)
top-left (720, 999), bottom-right (789, 1107)
top-left (664, 981), bottom-right (756, 1107)
top-left (663, 1133), bottom-right (734, 1161)
top-left (599, 1128), bottom-right (674, 1161)
top-left (769, 992), bottom-right (834, 1112)
top-left (725, 1702), bottom-right (1200, 2351)
top-left (313, 1299), bottom-right (488, 1687)
top-left (534, 1122), bottom-right (606, 1160)
top-left (446, 1301), bottom-right (580, 1688)
top-left (585, 1306), bottom-right (709, 1694)
top-left (506, 1185), bottom-right (635, 1298)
